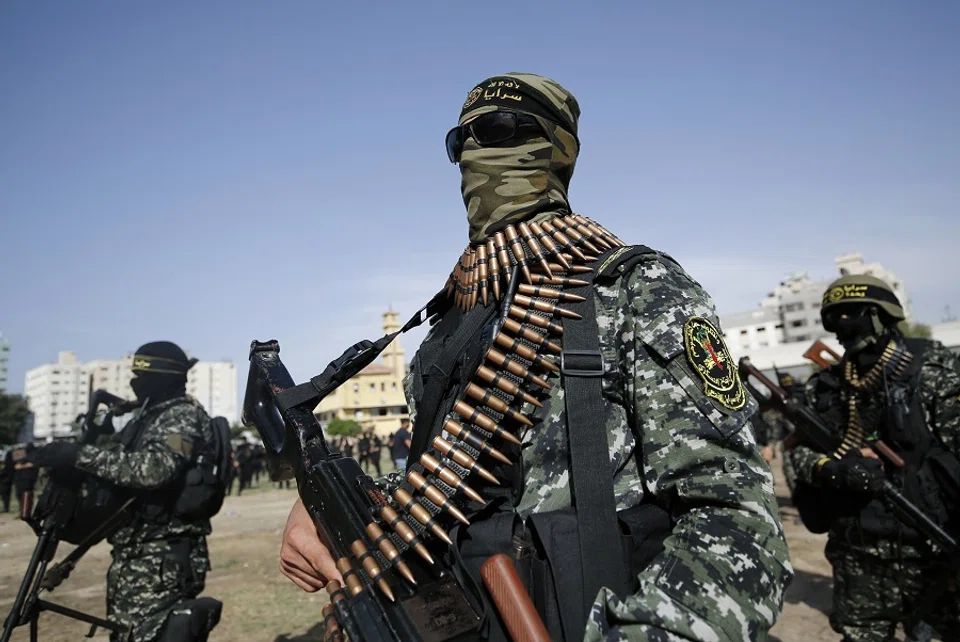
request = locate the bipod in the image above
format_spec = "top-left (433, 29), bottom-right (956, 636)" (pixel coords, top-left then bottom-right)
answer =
top-left (1, 499), bottom-right (135, 642)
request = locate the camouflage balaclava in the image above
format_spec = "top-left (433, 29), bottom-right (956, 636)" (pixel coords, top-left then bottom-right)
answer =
top-left (457, 73), bottom-right (581, 243)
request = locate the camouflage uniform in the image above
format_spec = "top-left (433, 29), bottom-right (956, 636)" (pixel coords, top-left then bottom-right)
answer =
top-left (75, 396), bottom-right (212, 642)
top-left (788, 340), bottom-right (960, 641)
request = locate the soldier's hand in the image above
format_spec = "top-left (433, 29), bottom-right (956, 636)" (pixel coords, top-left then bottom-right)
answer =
top-left (280, 497), bottom-right (343, 592)
top-left (29, 442), bottom-right (81, 470)
top-left (760, 445), bottom-right (776, 462)
top-left (816, 453), bottom-right (885, 493)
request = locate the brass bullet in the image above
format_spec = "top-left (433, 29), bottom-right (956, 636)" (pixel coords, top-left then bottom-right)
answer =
top-left (554, 217), bottom-right (601, 254)
top-left (350, 539), bottom-right (395, 602)
top-left (584, 217), bottom-right (625, 247)
top-left (529, 274), bottom-right (591, 289)
top-left (453, 259), bottom-right (463, 309)
top-left (493, 333), bottom-right (560, 374)
top-left (475, 363), bottom-right (542, 407)
top-left (504, 225), bottom-right (533, 285)
top-left (420, 452), bottom-right (487, 505)
top-left (406, 471), bottom-right (471, 526)
top-left (454, 400), bottom-right (522, 446)
top-left (335, 557), bottom-right (364, 597)
top-left (433, 436), bottom-right (500, 485)
top-left (465, 381), bottom-right (535, 426)
top-left (508, 304), bottom-right (564, 336)
top-left (365, 522), bottom-right (416, 585)
top-left (517, 283), bottom-right (586, 303)
top-left (379, 505), bottom-right (435, 564)
top-left (326, 579), bottom-right (346, 604)
top-left (392, 488), bottom-right (455, 545)
top-left (486, 238), bottom-right (501, 300)
top-left (442, 418), bottom-right (513, 465)
top-left (468, 249), bottom-right (478, 310)
top-left (493, 231), bottom-right (512, 284)
top-left (529, 220), bottom-right (568, 269)
top-left (322, 604), bottom-right (341, 637)
top-left (501, 318), bottom-right (562, 355)
top-left (517, 221), bottom-right (553, 279)
top-left (484, 348), bottom-right (552, 391)
top-left (476, 244), bottom-right (489, 306)
top-left (570, 215), bottom-right (613, 250)
top-left (513, 294), bottom-right (582, 320)
top-left (540, 220), bottom-right (588, 262)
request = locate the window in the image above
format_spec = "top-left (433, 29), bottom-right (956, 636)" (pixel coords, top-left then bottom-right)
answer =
top-left (381, 382), bottom-right (386, 392)
top-left (757, 326), bottom-right (767, 333)
top-left (783, 303), bottom-right (804, 312)
top-left (740, 329), bottom-right (749, 336)
top-left (352, 383), bottom-right (359, 393)
top-left (790, 320), bottom-right (806, 328)
top-left (369, 383), bottom-right (376, 392)
top-left (391, 383), bottom-right (398, 391)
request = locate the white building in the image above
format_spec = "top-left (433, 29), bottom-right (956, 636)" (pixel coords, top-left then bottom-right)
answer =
top-left (0, 333), bottom-right (9, 393)
top-left (721, 307), bottom-right (784, 355)
top-left (188, 361), bottom-right (238, 426)
top-left (25, 352), bottom-right (239, 439)
top-left (24, 351), bottom-right (91, 438)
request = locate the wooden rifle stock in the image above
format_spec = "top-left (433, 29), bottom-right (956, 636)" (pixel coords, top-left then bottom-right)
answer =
top-left (480, 554), bottom-right (550, 642)
top-left (802, 340), bottom-right (841, 370)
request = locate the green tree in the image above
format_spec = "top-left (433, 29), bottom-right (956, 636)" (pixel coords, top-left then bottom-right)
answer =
top-left (898, 321), bottom-right (932, 339)
top-left (0, 394), bottom-right (31, 445)
top-left (230, 422), bottom-right (247, 439)
top-left (326, 417), bottom-right (363, 438)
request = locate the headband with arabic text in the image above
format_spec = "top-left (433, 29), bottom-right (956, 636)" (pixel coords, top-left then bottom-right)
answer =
top-left (131, 354), bottom-right (198, 375)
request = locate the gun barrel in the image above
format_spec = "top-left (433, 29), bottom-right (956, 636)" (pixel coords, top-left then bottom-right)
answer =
top-left (882, 481), bottom-right (957, 552)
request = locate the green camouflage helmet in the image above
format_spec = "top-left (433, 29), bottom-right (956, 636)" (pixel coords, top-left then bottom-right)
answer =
top-left (820, 274), bottom-right (905, 329)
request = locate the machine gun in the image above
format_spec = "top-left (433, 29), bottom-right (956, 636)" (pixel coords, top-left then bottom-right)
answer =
top-left (244, 339), bottom-right (485, 641)
top-left (738, 357), bottom-right (957, 552)
top-left (244, 337), bottom-right (552, 642)
top-left (2, 390), bottom-right (140, 642)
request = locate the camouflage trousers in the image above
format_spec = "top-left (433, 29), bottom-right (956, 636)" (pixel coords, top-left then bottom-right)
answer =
top-left (826, 539), bottom-right (959, 642)
top-left (107, 536), bottom-right (209, 642)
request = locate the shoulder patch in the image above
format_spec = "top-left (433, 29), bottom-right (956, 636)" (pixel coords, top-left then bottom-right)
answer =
top-left (596, 244), bottom-right (659, 281)
top-left (683, 316), bottom-right (747, 411)
top-left (167, 434), bottom-right (194, 457)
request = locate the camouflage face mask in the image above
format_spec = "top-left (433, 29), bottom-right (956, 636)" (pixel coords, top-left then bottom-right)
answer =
top-left (456, 73), bottom-right (581, 243)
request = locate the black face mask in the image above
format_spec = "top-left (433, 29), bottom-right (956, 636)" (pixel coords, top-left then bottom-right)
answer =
top-left (130, 371), bottom-right (187, 405)
top-left (829, 306), bottom-right (884, 354)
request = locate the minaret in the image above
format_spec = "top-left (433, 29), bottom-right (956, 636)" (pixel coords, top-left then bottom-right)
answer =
top-left (381, 309), bottom-right (405, 380)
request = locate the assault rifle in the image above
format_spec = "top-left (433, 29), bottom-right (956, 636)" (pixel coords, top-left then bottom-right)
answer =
top-left (244, 339), bottom-right (549, 642)
top-left (2, 390), bottom-right (139, 642)
top-left (738, 357), bottom-right (957, 553)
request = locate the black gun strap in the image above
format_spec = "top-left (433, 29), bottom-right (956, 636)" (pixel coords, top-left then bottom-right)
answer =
top-left (562, 248), bottom-right (641, 620)
top-left (275, 291), bottom-right (450, 411)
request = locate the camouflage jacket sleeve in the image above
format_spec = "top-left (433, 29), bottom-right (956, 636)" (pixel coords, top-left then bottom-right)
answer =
top-left (586, 255), bottom-right (792, 642)
top-left (918, 340), bottom-right (960, 457)
top-left (75, 400), bottom-right (205, 490)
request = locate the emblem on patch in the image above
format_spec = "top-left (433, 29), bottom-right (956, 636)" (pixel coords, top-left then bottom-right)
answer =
top-left (683, 316), bottom-right (747, 411)
top-left (463, 87), bottom-right (483, 110)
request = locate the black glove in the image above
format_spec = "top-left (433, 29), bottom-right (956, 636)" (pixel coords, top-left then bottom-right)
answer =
top-left (30, 442), bottom-right (82, 471)
top-left (816, 453), bottom-right (885, 493)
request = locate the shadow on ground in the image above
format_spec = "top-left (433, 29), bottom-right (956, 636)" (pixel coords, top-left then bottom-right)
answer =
top-left (273, 622), bottom-right (324, 642)
top-left (784, 567), bottom-right (833, 616)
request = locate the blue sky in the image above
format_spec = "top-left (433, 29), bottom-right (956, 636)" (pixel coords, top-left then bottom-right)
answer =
top-left (2, 1), bottom-right (958, 406)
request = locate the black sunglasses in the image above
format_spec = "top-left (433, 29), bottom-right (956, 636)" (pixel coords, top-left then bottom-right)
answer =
top-left (445, 111), bottom-right (545, 163)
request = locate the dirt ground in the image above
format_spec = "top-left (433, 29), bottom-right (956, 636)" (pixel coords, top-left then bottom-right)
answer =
top-left (0, 455), bottom-right (925, 642)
